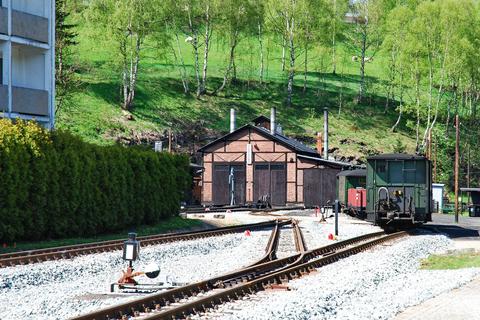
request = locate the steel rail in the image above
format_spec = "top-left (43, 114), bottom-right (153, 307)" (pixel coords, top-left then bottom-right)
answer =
top-left (0, 220), bottom-right (281, 268)
top-left (139, 231), bottom-right (407, 320)
top-left (70, 230), bottom-right (394, 320)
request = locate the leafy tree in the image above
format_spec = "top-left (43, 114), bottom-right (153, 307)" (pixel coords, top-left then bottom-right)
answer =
top-left (55, 0), bottom-right (78, 115)
top-left (88, 0), bottom-right (161, 110)
top-left (214, 0), bottom-right (263, 94)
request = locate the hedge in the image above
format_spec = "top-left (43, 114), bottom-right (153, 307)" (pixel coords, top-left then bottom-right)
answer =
top-left (0, 119), bottom-right (191, 242)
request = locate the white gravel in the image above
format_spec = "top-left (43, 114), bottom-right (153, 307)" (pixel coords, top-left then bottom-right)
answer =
top-left (0, 230), bottom-right (271, 320)
top-left (201, 233), bottom-right (480, 320)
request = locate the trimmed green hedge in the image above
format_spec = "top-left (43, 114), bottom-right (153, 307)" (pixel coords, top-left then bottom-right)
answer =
top-left (0, 120), bottom-right (190, 242)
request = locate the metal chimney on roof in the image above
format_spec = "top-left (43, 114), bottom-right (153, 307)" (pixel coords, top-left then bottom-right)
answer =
top-left (270, 107), bottom-right (276, 134)
top-left (316, 132), bottom-right (323, 155)
top-left (230, 108), bottom-right (236, 133)
top-left (324, 107), bottom-right (329, 159)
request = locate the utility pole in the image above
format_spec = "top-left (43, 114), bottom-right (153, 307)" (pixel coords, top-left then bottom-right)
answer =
top-left (454, 114), bottom-right (460, 223)
top-left (428, 129), bottom-right (432, 160)
top-left (433, 133), bottom-right (437, 182)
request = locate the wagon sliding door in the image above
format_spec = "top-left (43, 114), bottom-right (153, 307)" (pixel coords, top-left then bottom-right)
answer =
top-left (253, 163), bottom-right (286, 206)
top-left (304, 168), bottom-right (339, 207)
top-left (212, 163), bottom-right (246, 205)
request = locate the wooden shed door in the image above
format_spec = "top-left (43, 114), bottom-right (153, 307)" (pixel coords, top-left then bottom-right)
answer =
top-left (212, 163), bottom-right (246, 205)
top-left (304, 168), bottom-right (339, 207)
top-left (254, 163), bottom-right (286, 206)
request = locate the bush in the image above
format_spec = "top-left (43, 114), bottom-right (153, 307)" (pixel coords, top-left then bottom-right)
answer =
top-left (0, 119), bottom-right (190, 242)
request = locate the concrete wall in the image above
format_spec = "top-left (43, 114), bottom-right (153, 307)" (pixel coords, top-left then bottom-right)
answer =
top-left (12, 86), bottom-right (48, 116)
top-left (12, 44), bottom-right (46, 90)
top-left (12, 0), bottom-right (48, 17)
top-left (0, 7), bottom-right (7, 35)
top-left (12, 10), bottom-right (49, 43)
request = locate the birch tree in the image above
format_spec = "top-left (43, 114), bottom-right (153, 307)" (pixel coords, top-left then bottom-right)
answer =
top-left (89, 0), bottom-right (158, 111)
top-left (345, 0), bottom-right (385, 102)
top-left (214, 0), bottom-right (261, 94)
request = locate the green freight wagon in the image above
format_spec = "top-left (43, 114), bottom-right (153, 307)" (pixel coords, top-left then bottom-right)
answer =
top-left (366, 153), bottom-right (432, 227)
top-left (337, 169), bottom-right (367, 205)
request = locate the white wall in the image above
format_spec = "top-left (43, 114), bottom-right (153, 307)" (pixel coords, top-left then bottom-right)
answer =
top-left (12, 44), bottom-right (45, 90)
top-left (12, 0), bottom-right (48, 18)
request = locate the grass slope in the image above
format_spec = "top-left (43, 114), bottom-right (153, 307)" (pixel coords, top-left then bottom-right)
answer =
top-left (58, 19), bottom-right (417, 158)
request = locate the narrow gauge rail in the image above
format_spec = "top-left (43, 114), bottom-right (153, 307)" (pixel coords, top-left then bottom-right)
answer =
top-left (71, 230), bottom-right (405, 320)
top-left (0, 220), bottom-right (285, 268)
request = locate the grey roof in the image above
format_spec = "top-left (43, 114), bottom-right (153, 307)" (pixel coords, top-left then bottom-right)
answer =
top-left (367, 153), bottom-right (427, 161)
top-left (255, 126), bottom-right (319, 156)
top-left (297, 154), bottom-right (356, 168)
top-left (337, 169), bottom-right (367, 177)
top-left (460, 188), bottom-right (480, 193)
top-left (198, 123), bottom-right (319, 156)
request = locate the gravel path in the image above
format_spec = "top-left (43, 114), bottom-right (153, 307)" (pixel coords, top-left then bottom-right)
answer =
top-left (0, 230), bottom-right (271, 320)
top-left (200, 233), bottom-right (480, 320)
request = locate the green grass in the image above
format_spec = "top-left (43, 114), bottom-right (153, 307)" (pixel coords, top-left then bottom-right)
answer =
top-left (0, 216), bottom-right (203, 254)
top-left (57, 15), bottom-right (419, 158)
top-left (421, 253), bottom-right (480, 270)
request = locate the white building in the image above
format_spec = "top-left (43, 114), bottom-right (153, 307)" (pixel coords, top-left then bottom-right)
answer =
top-left (0, 0), bottom-right (55, 128)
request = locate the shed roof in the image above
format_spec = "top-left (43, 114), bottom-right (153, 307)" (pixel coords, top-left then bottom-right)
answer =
top-left (337, 169), bottom-right (367, 177)
top-left (367, 153), bottom-right (427, 161)
top-left (297, 154), bottom-right (356, 168)
top-left (460, 188), bottom-right (480, 193)
top-left (198, 123), bottom-right (319, 156)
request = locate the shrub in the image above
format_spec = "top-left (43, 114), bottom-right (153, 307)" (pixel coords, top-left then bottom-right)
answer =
top-left (0, 119), bottom-right (190, 242)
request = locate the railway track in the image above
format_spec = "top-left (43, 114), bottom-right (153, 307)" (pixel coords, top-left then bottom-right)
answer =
top-left (71, 229), bottom-right (407, 320)
top-left (0, 220), bottom-right (285, 268)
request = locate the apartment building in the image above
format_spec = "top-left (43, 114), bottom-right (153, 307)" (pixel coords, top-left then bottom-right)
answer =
top-left (0, 0), bottom-right (55, 128)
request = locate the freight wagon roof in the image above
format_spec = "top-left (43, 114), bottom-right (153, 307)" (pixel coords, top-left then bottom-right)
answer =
top-left (337, 169), bottom-right (367, 177)
top-left (367, 153), bottom-right (427, 161)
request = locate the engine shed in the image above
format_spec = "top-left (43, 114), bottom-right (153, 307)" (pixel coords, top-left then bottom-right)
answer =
top-left (198, 113), bottom-right (354, 207)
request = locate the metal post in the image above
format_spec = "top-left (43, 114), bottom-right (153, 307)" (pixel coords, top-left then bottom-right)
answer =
top-left (168, 128), bottom-right (172, 153)
top-left (270, 107), bottom-right (276, 134)
top-left (230, 108), bottom-right (236, 133)
top-left (323, 108), bottom-right (329, 159)
top-left (454, 114), bottom-right (459, 223)
top-left (334, 200), bottom-right (339, 236)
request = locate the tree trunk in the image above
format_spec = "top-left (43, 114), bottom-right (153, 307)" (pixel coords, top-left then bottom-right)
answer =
top-left (286, 18), bottom-right (295, 107)
top-left (391, 72), bottom-right (404, 132)
top-left (281, 36), bottom-right (286, 72)
top-left (199, 4), bottom-right (211, 96)
top-left (331, 0), bottom-right (337, 75)
top-left (414, 58), bottom-right (421, 151)
top-left (120, 37), bottom-right (129, 110)
top-left (187, 8), bottom-right (201, 97)
top-left (214, 30), bottom-right (238, 95)
top-left (303, 45), bottom-right (308, 93)
top-left (173, 32), bottom-right (189, 94)
top-left (258, 22), bottom-right (264, 84)
top-left (123, 35), bottom-right (141, 111)
top-left (358, 30), bottom-right (367, 102)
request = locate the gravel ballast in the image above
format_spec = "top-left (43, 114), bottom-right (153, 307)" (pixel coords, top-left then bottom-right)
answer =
top-left (0, 230), bottom-right (271, 320)
top-left (201, 233), bottom-right (480, 320)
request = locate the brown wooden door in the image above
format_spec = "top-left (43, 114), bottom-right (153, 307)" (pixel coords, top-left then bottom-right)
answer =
top-left (213, 163), bottom-right (245, 205)
top-left (304, 168), bottom-right (339, 207)
top-left (253, 163), bottom-right (286, 206)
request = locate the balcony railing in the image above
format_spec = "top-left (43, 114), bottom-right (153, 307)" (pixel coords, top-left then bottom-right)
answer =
top-left (0, 7), bottom-right (7, 35)
top-left (0, 85), bottom-right (49, 116)
top-left (0, 7), bottom-right (49, 44)
top-left (12, 10), bottom-right (49, 43)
